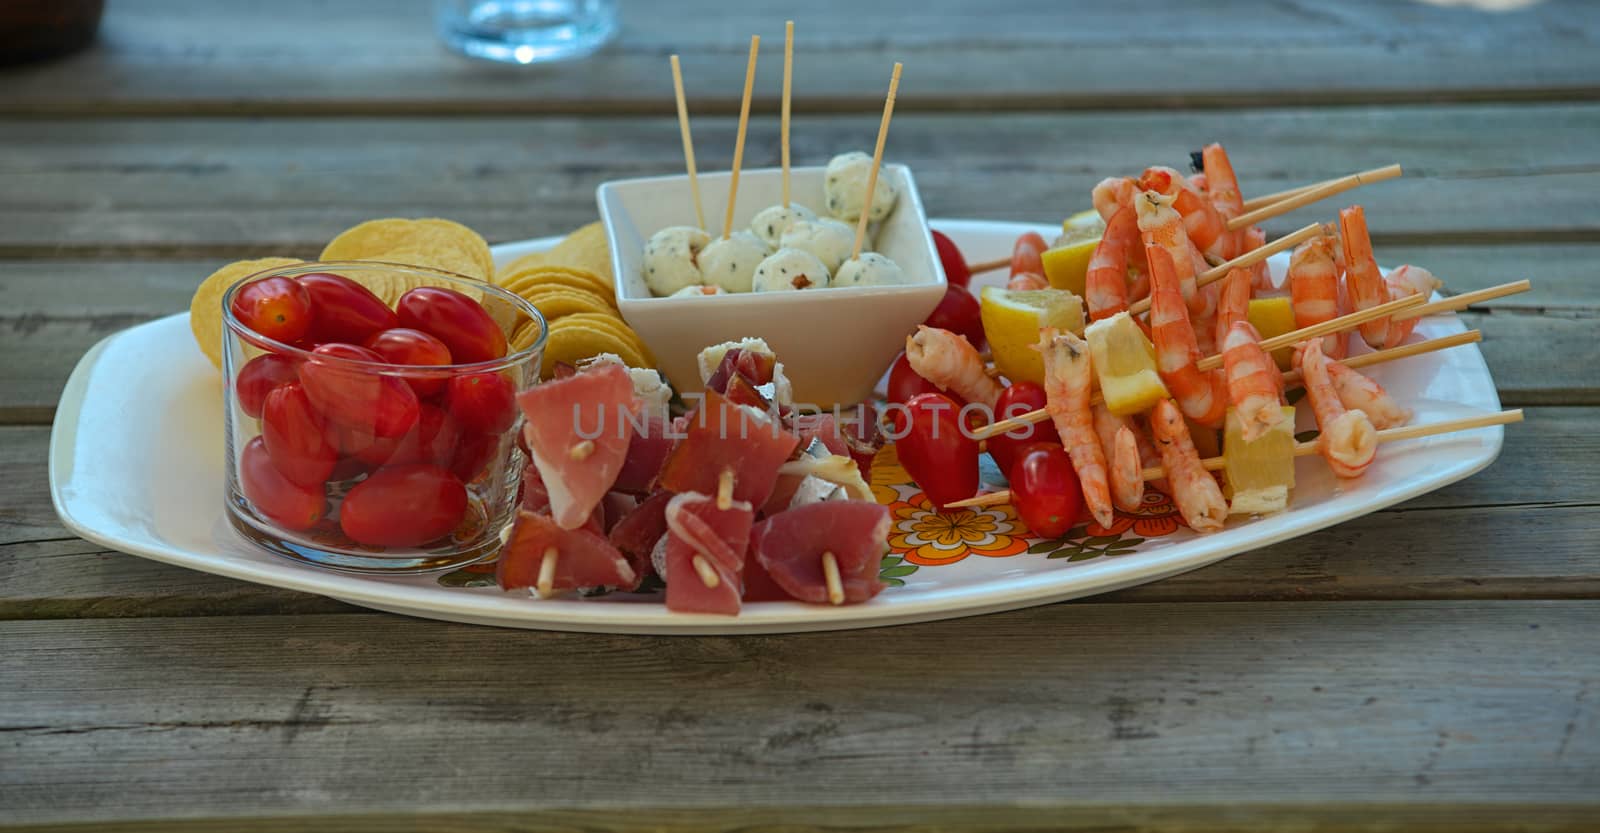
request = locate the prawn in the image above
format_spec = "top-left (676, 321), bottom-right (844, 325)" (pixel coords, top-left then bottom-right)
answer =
top-left (1297, 340), bottom-right (1377, 478)
top-left (905, 325), bottom-right (1004, 409)
top-left (1373, 264), bottom-right (1443, 347)
top-left (1201, 143), bottom-right (1246, 260)
top-left (1222, 321), bottom-right (1287, 441)
top-left (1146, 244), bottom-right (1228, 428)
top-left (1326, 361), bottom-right (1411, 429)
top-left (1011, 232), bottom-right (1048, 278)
top-left (1140, 165), bottom-right (1228, 259)
top-left (1093, 176), bottom-right (1139, 222)
top-left (1340, 205), bottom-right (1435, 350)
top-left (1006, 272), bottom-right (1049, 291)
top-left (1241, 225), bottom-right (1274, 293)
top-left (1148, 398), bottom-right (1228, 533)
top-left (1085, 205), bottom-right (1140, 321)
top-left (1137, 189), bottom-right (1215, 320)
top-left (1036, 328), bottom-right (1115, 529)
top-left (1288, 233), bottom-right (1348, 360)
top-left (1092, 404), bottom-right (1146, 512)
top-left (1213, 266), bottom-right (1252, 355)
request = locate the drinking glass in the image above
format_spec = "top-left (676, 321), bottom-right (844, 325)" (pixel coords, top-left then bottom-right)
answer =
top-left (436, 0), bottom-right (617, 64)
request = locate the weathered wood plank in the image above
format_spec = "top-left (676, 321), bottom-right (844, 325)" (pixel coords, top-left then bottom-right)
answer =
top-left (2, 603), bottom-right (1596, 827)
top-left (2, 105), bottom-right (1599, 256)
top-left (2, 0), bottom-right (1598, 115)
top-left (3, 409), bottom-right (1596, 618)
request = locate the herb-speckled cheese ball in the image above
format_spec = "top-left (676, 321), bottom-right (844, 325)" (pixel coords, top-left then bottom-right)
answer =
top-left (697, 231), bottom-right (769, 293)
top-left (751, 247), bottom-right (831, 292)
top-left (750, 203), bottom-right (818, 249)
top-left (831, 252), bottom-right (905, 288)
top-left (824, 151), bottom-right (898, 223)
top-left (642, 226), bottom-right (711, 296)
top-left (779, 218), bottom-right (857, 273)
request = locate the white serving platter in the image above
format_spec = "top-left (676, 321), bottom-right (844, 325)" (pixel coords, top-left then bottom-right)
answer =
top-left (49, 220), bottom-right (1505, 634)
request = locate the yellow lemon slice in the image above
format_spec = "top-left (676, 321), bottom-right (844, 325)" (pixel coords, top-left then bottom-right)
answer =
top-left (980, 286), bottom-right (1086, 385)
top-left (1039, 209), bottom-right (1105, 298)
top-left (1247, 297), bottom-right (1298, 370)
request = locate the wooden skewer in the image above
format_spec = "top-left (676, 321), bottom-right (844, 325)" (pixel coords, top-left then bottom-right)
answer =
top-left (716, 467), bottom-right (735, 510)
top-left (536, 547), bottom-right (558, 598)
top-left (668, 55), bottom-right (706, 231)
top-left (1238, 164), bottom-right (1403, 213)
top-left (721, 35), bottom-right (760, 240)
top-left (851, 62), bottom-right (902, 261)
top-left (949, 409), bottom-right (1523, 509)
top-left (1126, 223), bottom-right (1320, 317)
top-left (820, 551), bottom-right (844, 605)
top-left (968, 255), bottom-right (1010, 275)
top-left (568, 440), bottom-right (595, 461)
top-left (1226, 164), bottom-right (1403, 232)
top-left (781, 21), bottom-right (794, 209)
top-left (973, 292), bottom-right (1428, 441)
top-left (691, 554), bottom-right (722, 588)
top-left (1280, 330), bottom-right (1480, 388)
top-left (1395, 280), bottom-right (1530, 321)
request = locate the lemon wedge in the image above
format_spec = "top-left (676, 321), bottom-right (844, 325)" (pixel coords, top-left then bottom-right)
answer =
top-left (1246, 297), bottom-right (1297, 370)
top-left (1039, 210), bottom-right (1105, 298)
top-left (1084, 311), bottom-right (1170, 416)
top-left (980, 286), bottom-right (1086, 385)
top-left (1224, 406), bottom-right (1297, 515)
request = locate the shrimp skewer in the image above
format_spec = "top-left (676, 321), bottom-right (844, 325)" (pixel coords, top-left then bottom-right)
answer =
top-left (1298, 339), bottom-right (1377, 478)
top-left (1288, 233), bottom-right (1348, 360)
top-left (1137, 190), bottom-right (1214, 320)
top-left (1241, 225), bottom-right (1273, 293)
top-left (1006, 272), bottom-right (1049, 291)
top-left (1140, 166), bottom-right (1228, 259)
top-left (1148, 398), bottom-right (1228, 533)
top-left (1147, 244), bottom-right (1228, 428)
top-left (1213, 266), bottom-right (1253, 354)
top-left (1085, 205), bottom-right (1140, 321)
top-left (1093, 176), bottom-right (1139, 221)
top-left (1092, 405), bottom-right (1146, 512)
top-left (1222, 321), bottom-right (1287, 441)
top-left (1340, 205), bottom-right (1438, 350)
top-left (906, 326), bottom-right (1004, 409)
top-left (1200, 143), bottom-right (1246, 260)
top-left (1326, 361), bottom-right (1411, 429)
top-left (1037, 328), bottom-right (1115, 529)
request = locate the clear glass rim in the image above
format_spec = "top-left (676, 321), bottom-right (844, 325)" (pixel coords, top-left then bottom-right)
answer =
top-left (221, 260), bottom-right (548, 375)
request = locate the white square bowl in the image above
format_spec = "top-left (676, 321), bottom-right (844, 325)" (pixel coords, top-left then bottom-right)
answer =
top-left (597, 164), bottom-right (947, 408)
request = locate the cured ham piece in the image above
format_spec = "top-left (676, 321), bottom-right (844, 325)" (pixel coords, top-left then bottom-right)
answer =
top-left (663, 491), bottom-right (754, 616)
top-left (742, 549), bottom-right (797, 602)
top-left (516, 363), bottom-right (639, 529)
top-left (657, 389), bottom-right (799, 509)
top-left (792, 413), bottom-right (849, 457)
top-left (520, 463), bottom-right (602, 534)
top-left (612, 414), bottom-right (675, 495)
top-left (608, 490), bottom-right (672, 581)
top-left (498, 509), bottom-right (638, 595)
top-left (751, 501), bottom-right (890, 605)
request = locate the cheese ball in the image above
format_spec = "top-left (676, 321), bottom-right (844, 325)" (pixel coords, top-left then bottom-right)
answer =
top-left (780, 218), bottom-right (856, 273)
top-left (832, 252), bottom-right (905, 288)
top-left (751, 247), bottom-right (831, 292)
top-left (823, 151), bottom-right (899, 223)
top-left (750, 203), bottom-right (817, 249)
top-left (697, 231), bottom-right (768, 293)
top-left (642, 226), bottom-right (711, 297)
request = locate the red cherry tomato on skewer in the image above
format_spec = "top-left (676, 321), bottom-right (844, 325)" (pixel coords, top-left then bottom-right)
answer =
top-left (1009, 444), bottom-right (1083, 539)
top-left (238, 436), bottom-right (325, 531)
top-left (985, 381), bottom-right (1061, 477)
top-left (922, 285), bottom-right (985, 351)
top-left (235, 353), bottom-right (300, 418)
top-left (260, 382), bottom-right (339, 487)
top-left (396, 287), bottom-right (507, 364)
top-left (295, 272), bottom-right (398, 345)
top-left (1011, 231), bottom-right (1048, 278)
top-left (891, 392), bottom-right (979, 512)
top-left (363, 327), bottom-right (453, 397)
top-left (299, 343), bottom-right (420, 439)
top-left (230, 276), bottom-right (313, 344)
top-left (931, 229), bottom-right (972, 289)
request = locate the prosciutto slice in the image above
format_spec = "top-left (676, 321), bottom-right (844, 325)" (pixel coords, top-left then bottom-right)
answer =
top-left (657, 389), bottom-right (799, 508)
top-left (608, 490), bottom-right (672, 581)
top-left (520, 463), bottom-right (602, 534)
top-left (516, 363), bottom-right (638, 529)
top-left (612, 414), bottom-right (675, 495)
top-left (497, 509), bottom-right (638, 594)
top-left (751, 501), bottom-right (890, 605)
top-left (663, 491), bottom-right (754, 616)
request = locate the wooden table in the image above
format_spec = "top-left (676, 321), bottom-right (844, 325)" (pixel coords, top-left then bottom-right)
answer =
top-left (3, 1), bottom-right (1598, 829)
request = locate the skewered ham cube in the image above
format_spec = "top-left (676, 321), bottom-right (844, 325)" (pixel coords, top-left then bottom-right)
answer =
top-left (516, 362), bottom-right (639, 529)
top-left (498, 509), bottom-right (638, 596)
top-left (664, 491), bottom-right (755, 615)
top-left (751, 501), bottom-right (890, 605)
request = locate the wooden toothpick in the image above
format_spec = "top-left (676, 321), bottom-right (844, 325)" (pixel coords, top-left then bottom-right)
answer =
top-left (536, 547), bottom-right (558, 599)
top-left (669, 55), bottom-right (706, 231)
top-left (781, 20), bottom-right (794, 208)
top-left (821, 551), bottom-right (844, 605)
top-left (722, 35), bottom-right (761, 240)
top-left (851, 62), bottom-right (902, 261)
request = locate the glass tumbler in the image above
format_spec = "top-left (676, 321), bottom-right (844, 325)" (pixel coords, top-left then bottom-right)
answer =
top-left (435, 0), bottom-right (617, 64)
top-left (221, 262), bottom-right (547, 573)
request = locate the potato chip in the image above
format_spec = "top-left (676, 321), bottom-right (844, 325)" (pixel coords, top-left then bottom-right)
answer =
top-left (189, 257), bottom-right (303, 370)
top-left (542, 221), bottom-right (613, 283)
top-left (498, 250), bottom-right (548, 282)
top-left (517, 285), bottom-right (617, 321)
top-left (500, 266), bottom-right (614, 302)
top-left (415, 218), bottom-right (494, 278)
top-left (321, 218), bottom-right (492, 281)
top-left (542, 318), bottom-right (648, 378)
top-left (557, 312), bottom-right (654, 364)
top-left (510, 319), bottom-right (547, 352)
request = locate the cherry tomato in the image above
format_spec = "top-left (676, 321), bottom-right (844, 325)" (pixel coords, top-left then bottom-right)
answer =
top-left (238, 436), bottom-right (325, 531)
top-left (230, 276), bottom-right (313, 344)
top-left (352, 403), bottom-right (459, 468)
top-left (923, 284), bottom-right (985, 351)
top-left (885, 352), bottom-right (948, 406)
top-left (890, 392), bottom-right (979, 511)
top-left (931, 229), bottom-right (971, 289)
top-left (295, 272), bottom-right (398, 345)
top-left (396, 287), bottom-right (506, 364)
top-left (260, 382), bottom-right (338, 487)
top-left (986, 381), bottom-right (1062, 477)
top-left (446, 371), bottom-right (516, 434)
top-left (1009, 444), bottom-right (1083, 539)
top-left (339, 464), bottom-right (468, 547)
top-left (1011, 231), bottom-right (1048, 278)
top-left (363, 327), bottom-right (452, 397)
top-left (299, 343), bottom-right (420, 439)
top-left (235, 353), bottom-right (300, 418)
top-left (449, 432), bottom-right (500, 483)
